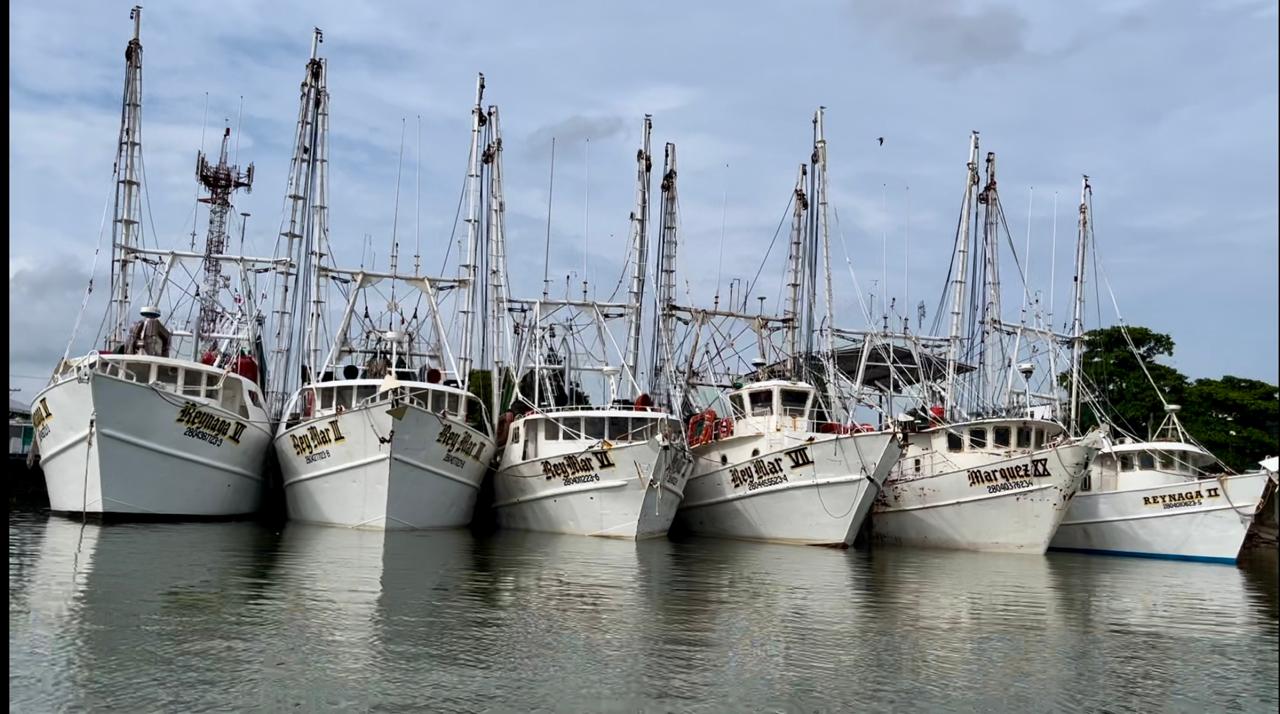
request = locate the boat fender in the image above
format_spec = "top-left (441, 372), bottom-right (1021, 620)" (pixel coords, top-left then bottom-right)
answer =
top-left (302, 390), bottom-right (315, 419)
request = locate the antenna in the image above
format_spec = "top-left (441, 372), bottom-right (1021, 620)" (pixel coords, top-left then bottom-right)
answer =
top-left (542, 136), bottom-right (556, 300)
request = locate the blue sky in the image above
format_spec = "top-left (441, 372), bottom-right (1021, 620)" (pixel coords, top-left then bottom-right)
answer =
top-left (8, 0), bottom-right (1278, 399)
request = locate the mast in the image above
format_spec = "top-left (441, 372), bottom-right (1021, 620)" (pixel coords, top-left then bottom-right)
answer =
top-left (457, 74), bottom-right (485, 394)
top-left (484, 104), bottom-right (510, 421)
top-left (268, 28), bottom-right (326, 416)
top-left (978, 151), bottom-right (1002, 411)
top-left (812, 107), bottom-right (841, 418)
top-left (942, 132), bottom-right (981, 419)
top-left (1069, 175), bottom-right (1091, 435)
top-left (652, 142), bottom-right (680, 412)
top-left (623, 115), bottom-right (653, 395)
top-left (105, 6), bottom-right (145, 352)
top-left (783, 163), bottom-right (809, 376)
top-left (194, 127), bottom-right (254, 359)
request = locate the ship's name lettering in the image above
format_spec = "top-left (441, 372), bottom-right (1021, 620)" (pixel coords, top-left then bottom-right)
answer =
top-left (32, 398), bottom-right (53, 438)
top-left (542, 451), bottom-right (616, 480)
top-left (177, 403), bottom-right (247, 446)
top-left (437, 424), bottom-right (486, 462)
top-left (967, 458), bottom-right (1049, 487)
top-left (729, 457), bottom-right (785, 488)
top-left (290, 419), bottom-right (346, 456)
top-left (1144, 488), bottom-right (1219, 509)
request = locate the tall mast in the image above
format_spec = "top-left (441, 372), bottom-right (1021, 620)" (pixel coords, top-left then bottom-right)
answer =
top-left (484, 105), bottom-right (510, 421)
top-left (783, 163), bottom-right (809, 376)
top-left (812, 107), bottom-right (841, 417)
top-left (624, 115), bottom-right (653, 395)
top-left (978, 151), bottom-right (1002, 410)
top-left (105, 6), bottom-right (145, 352)
top-left (942, 131), bottom-right (981, 418)
top-left (194, 127), bottom-right (254, 358)
top-left (457, 74), bottom-right (485, 394)
top-left (268, 28), bottom-right (326, 416)
top-left (652, 142), bottom-right (680, 412)
top-left (1069, 175), bottom-right (1091, 435)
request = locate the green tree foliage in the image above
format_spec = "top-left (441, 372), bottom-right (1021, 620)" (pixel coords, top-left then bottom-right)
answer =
top-left (1182, 376), bottom-right (1280, 472)
top-left (1062, 326), bottom-right (1189, 434)
top-left (1063, 326), bottom-right (1279, 471)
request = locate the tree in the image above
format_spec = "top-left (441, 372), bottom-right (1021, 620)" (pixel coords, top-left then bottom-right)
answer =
top-left (1182, 376), bottom-right (1280, 472)
top-left (1061, 326), bottom-right (1189, 435)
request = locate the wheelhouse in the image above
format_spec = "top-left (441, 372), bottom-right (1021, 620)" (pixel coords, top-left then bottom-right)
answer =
top-left (503, 408), bottom-right (682, 463)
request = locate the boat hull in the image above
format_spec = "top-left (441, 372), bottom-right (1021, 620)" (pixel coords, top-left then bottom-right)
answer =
top-left (276, 403), bottom-right (492, 530)
top-left (493, 438), bottom-right (692, 539)
top-left (676, 431), bottom-right (900, 546)
top-left (35, 371), bottom-right (269, 517)
top-left (872, 442), bottom-right (1096, 554)
top-left (1050, 471), bottom-right (1272, 563)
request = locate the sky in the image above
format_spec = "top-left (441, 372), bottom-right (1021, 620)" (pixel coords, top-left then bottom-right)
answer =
top-left (8, 0), bottom-right (1279, 401)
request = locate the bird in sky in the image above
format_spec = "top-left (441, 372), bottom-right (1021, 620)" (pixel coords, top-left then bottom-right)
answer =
top-left (877, 137), bottom-right (884, 146)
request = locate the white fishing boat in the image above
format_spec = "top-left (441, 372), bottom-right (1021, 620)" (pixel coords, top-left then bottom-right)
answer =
top-left (491, 117), bottom-right (693, 539)
top-left (678, 380), bottom-right (901, 546)
top-left (873, 417), bottom-right (1103, 552)
top-left (840, 136), bottom-right (1103, 553)
top-left (670, 110), bottom-right (902, 546)
top-left (1051, 407), bottom-right (1273, 563)
top-left (270, 61), bottom-right (494, 530)
top-left (32, 7), bottom-right (276, 518)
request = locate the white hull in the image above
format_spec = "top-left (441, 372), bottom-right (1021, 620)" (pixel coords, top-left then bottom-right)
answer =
top-left (35, 370), bottom-right (269, 517)
top-left (676, 431), bottom-right (900, 546)
top-left (276, 403), bottom-right (493, 530)
top-left (493, 438), bottom-right (692, 539)
top-left (872, 442), bottom-right (1097, 553)
top-left (1050, 471), bottom-right (1272, 563)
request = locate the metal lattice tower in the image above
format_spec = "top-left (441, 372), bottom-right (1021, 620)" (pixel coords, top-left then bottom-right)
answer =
top-left (195, 127), bottom-right (253, 352)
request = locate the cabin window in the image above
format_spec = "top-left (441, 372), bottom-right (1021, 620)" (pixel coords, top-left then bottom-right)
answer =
top-left (355, 386), bottom-right (378, 406)
top-left (631, 418), bottom-right (655, 441)
top-left (969, 428), bottom-right (988, 449)
top-left (584, 417), bottom-right (607, 441)
top-left (1016, 427), bottom-right (1032, 449)
top-left (1081, 474), bottom-right (1092, 492)
top-left (1033, 429), bottom-right (1045, 449)
top-left (248, 389), bottom-right (263, 409)
top-left (446, 393), bottom-right (461, 415)
top-left (1119, 454), bottom-right (1134, 472)
top-left (779, 389), bottom-right (810, 417)
top-left (561, 417), bottom-right (582, 439)
top-left (1158, 452), bottom-right (1175, 470)
top-left (609, 417), bottom-right (631, 442)
top-left (993, 426), bottom-right (1011, 448)
top-left (544, 419), bottom-right (560, 441)
top-left (182, 369), bottom-right (205, 397)
top-left (749, 391), bottom-right (773, 416)
top-left (511, 426), bottom-right (520, 443)
top-left (320, 387), bottom-right (335, 410)
top-left (913, 458), bottom-right (921, 474)
top-left (730, 395), bottom-right (747, 419)
top-left (431, 391), bottom-right (448, 413)
top-left (524, 420), bottom-right (539, 443)
top-left (1138, 453), bottom-right (1156, 470)
top-left (335, 387), bottom-right (354, 410)
top-left (947, 432), bottom-right (964, 452)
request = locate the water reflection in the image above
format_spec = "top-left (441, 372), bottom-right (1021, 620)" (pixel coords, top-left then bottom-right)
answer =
top-left (8, 511), bottom-right (1278, 712)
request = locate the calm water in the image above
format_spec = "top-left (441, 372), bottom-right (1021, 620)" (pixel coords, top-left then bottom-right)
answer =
top-left (8, 509), bottom-right (1278, 712)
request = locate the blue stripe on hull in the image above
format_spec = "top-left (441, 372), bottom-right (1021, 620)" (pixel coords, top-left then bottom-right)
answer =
top-left (1048, 546), bottom-right (1238, 565)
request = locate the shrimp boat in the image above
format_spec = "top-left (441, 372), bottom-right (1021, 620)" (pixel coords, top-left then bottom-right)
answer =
top-left (1045, 179), bottom-right (1273, 563)
top-left (845, 136), bottom-right (1102, 553)
top-left (1051, 406), bottom-right (1274, 563)
top-left (268, 53), bottom-right (494, 530)
top-left (490, 115), bottom-right (693, 539)
top-left (32, 7), bottom-right (276, 518)
top-left (669, 110), bottom-right (902, 546)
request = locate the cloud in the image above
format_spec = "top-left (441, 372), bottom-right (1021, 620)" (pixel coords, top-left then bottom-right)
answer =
top-left (525, 115), bottom-right (628, 154)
